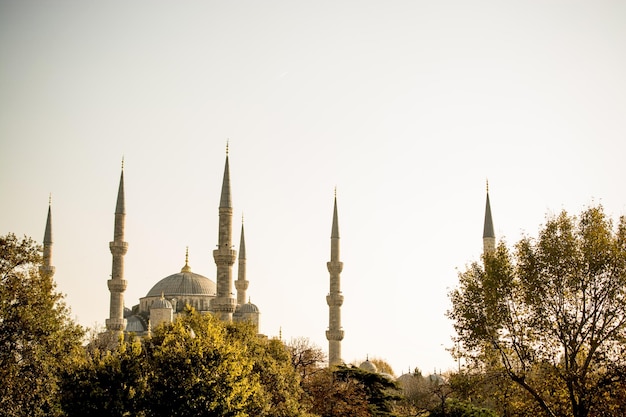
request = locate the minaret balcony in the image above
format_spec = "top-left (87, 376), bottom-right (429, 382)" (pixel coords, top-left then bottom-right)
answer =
top-left (326, 261), bottom-right (343, 274)
top-left (210, 296), bottom-right (237, 312)
top-left (326, 329), bottom-right (345, 341)
top-left (235, 280), bottom-right (249, 290)
top-left (213, 249), bottom-right (237, 264)
top-left (326, 293), bottom-right (344, 307)
top-left (106, 318), bottom-right (127, 331)
top-left (109, 241), bottom-right (129, 255)
top-left (107, 279), bottom-right (128, 292)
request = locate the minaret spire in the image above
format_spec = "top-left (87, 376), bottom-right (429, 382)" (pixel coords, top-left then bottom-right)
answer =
top-left (211, 146), bottom-right (237, 321)
top-left (326, 190), bottom-right (344, 367)
top-left (220, 141), bottom-right (232, 209)
top-left (106, 162), bottom-right (129, 334)
top-left (235, 216), bottom-right (249, 306)
top-left (39, 196), bottom-right (55, 278)
top-left (483, 180), bottom-right (496, 255)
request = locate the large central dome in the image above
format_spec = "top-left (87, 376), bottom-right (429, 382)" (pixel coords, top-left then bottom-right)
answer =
top-left (146, 269), bottom-right (216, 298)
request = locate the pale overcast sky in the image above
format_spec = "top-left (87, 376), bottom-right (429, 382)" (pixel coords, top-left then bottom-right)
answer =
top-left (1, 0), bottom-right (626, 375)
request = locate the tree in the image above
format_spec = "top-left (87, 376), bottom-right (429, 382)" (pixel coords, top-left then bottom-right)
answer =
top-left (305, 367), bottom-right (372, 417)
top-left (61, 309), bottom-right (311, 417)
top-left (226, 324), bottom-right (311, 417)
top-left (144, 311), bottom-right (263, 417)
top-left (334, 366), bottom-right (400, 417)
top-left (448, 206), bottom-right (626, 417)
top-left (305, 365), bottom-right (400, 417)
top-left (286, 337), bottom-right (326, 383)
top-left (446, 366), bottom-right (532, 417)
top-left (369, 357), bottom-right (395, 377)
top-left (429, 398), bottom-right (498, 417)
top-left (0, 233), bottom-right (84, 417)
top-left (60, 335), bottom-right (149, 417)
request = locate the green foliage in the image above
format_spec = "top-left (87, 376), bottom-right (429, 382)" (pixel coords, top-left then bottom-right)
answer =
top-left (448, 206), bottom-right (626, 417)
top-left (60, 335), bottom-right (149, 416)
top-left (0, 234), bottom-right (84, 417)
top-left (305, 365), bottom-right (400, 417)
top-left (305, 366), bottom-right (372, 417)
top-left (61, 310), bottom-right (310, 417)
top-left (147, 312), bottom-right (259, 417)
top-left (240, 333), bottom-right (306, 416)
top-left (429, 398), bottom-right (498, 417)
top-left (336, 366), bottom-right (400, 416)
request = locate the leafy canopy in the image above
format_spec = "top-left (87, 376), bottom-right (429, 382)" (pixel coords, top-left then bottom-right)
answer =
top-left (448, 206), bottom-right (626, 417)
top-left (0, 233), bottom-right (84, 417)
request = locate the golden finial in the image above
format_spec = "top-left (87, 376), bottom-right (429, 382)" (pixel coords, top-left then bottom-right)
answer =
top-left (181, 247), bottom-right (192, 273)
top-left (334, 186), bottom-right (337, 198)
top-left (241, 213), bottom-right (244, 224)
top-left (486, 178), bottom-right (489, 193)
top-left (121, 156), bottom-right (124, 171)
top-left (226, 139), bottom-right (229, 156)
top-left (279, 326), bottom-right (282, 340)
top-left (48, 193), bottom-right (52, 205)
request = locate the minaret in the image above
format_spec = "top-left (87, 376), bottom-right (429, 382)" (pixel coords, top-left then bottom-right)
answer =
top-left (483, 180), bottom-right (496, 255)
top-left (210, 145), bottom-right (237, 322)
top-left (39, 196), bottom-right (55, 279)
top-left (106, 162), bottom-right (128, 333)
top-left (235, 218), bottom-right (249, 306)
top-left (326, 190), bottom-right (344, 367)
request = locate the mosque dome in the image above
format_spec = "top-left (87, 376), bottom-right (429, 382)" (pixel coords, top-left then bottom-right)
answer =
top-left (146, 258), bottom-right (216, 298)
top-left (359, 359), bottom-right (378, 373)
top-left (151, 296), bottom-right (173, 309)
top-left (396, 373), bottom-right (415, 386)
top-left (237, 302), bottom-right (260, 314)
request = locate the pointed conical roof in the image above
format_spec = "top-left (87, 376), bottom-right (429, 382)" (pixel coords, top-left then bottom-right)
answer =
top-left (219, 154), bottom-right (232, 208)
top-left (115, 169), bottom-right (125, 214)
top-left (483, 189), bottom-right (495, 239)
top-left (43, 202), bottom-right (53, 244)
top-left (331, 193), bottom-right (340, 239)
top-left (239, 221), bottom-right (246, 259)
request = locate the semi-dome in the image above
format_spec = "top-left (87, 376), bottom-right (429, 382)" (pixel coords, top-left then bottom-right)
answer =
top-left (151, 296), bottom-right (173, 309)
top-left (126, 315), bottom-right (147, 333)
top-left (237, 302), bottom-right (260, 314)
top-left (146, 266), bottom-right (216, 298)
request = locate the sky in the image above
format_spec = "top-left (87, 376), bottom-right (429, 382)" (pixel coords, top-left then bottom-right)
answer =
top-left (1, 0), bottom-right (626, 376)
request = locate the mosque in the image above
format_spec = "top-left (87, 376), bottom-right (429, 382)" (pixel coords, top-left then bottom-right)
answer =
top-left (98, 149), bottom-right (263, 336)
top-left (37, 144), bottom-right (494, 370)
top-left (38, 146), bottom-right (347, 365)
top-left (38, 149), bottom-right (263, 339)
